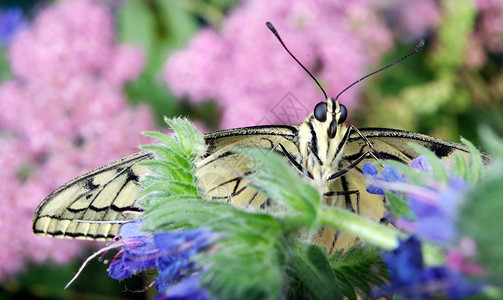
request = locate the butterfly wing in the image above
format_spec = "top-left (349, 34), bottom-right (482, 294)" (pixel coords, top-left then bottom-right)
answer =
top-left (355, 127), bottom-right (492, 163)
top-left (32, 151), bottom-right (153, 240)
top-left (196, 125), bottom-right (300, 207)
top-left (32, 126), bottom-right (301, 240)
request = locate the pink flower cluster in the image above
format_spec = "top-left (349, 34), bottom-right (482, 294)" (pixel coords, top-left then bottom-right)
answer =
top-left (164, 0), bottom-right (393, 129)
top-left (0, 0), bottom-right (152, 279)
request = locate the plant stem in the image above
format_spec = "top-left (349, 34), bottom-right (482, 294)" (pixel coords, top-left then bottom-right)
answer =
top-left (319, 207), bottom-right (400, 250)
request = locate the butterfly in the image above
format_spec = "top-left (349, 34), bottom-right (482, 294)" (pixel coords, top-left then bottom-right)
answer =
top-left (32, 23), bottom-right (492, 254)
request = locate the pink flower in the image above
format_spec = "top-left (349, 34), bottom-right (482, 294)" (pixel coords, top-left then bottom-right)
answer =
top-left (0, 0), bottom-right (153, 280)
top-left (164, 0), bottom-right (393, 129)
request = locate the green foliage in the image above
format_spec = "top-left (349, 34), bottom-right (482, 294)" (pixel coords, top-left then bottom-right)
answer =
top-left (459, 128), bottom-right (503, 281)
top-left (430, 0), bottom-right (476, 73)
top-left (237, 147), bottom-right (321, 231)
top-left (330, 244), bottom-right (388, 300)
top-left (0, 47), bottom-right (11, 83)
top-left (287, 244), bottom-right (343, 300)
top-left (385, 190), bottom-right (413, 219)
top-left (359, 0), bottom-right (502, 147)
top-left (139, 118), bottom-right (392, 300)
top-left (118, 0), bottom-right (201, 125)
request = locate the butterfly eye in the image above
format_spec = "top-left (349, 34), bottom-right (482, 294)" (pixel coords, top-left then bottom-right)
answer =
top-left (338, 104), bottom-right (347, 124)
top-left (314, 102), bottom-right (327, 122)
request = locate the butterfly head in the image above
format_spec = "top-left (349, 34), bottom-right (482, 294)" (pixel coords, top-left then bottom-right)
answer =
top-left (313, 98), bottom-right (347, 139)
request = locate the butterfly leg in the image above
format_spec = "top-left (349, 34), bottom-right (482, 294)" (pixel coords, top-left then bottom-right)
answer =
top-left (348, 125), bottom-right (383, 166)
top-left (277, 143), bottom-right (314, 179)
top-left (327, 150), bottom-right (376, 181)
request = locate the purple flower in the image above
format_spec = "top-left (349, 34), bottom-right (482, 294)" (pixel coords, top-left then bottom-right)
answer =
top-left (363, 157), bottom-right (470, 244)
top-left (108, 225), bottom-right (159, 280)
top-left (410, 155), bottom-right (432, 173)
top-left (377, 236), bottom-right (481, 299)
top-left (107, 221), bottom-right (217, 298)
top-left (0, 8), bottom-right (26, 46)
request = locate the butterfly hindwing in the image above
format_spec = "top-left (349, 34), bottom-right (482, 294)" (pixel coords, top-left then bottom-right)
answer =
top-left (32, 151), bottom-right (153, 240)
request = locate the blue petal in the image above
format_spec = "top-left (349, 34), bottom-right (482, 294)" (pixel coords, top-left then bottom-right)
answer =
top-left (380, 166), bottom-right (405, 183)
top-left (123, 236), bottom-right (159, 258)
top-left (408, 196), bottom-right (438, 218)
top-left (119, 220), bottom-right (147, 239)
top-left (156, 257), bottom-right (192, 292)
top-left (383, 236), bottom-right (424, 285)
top-left (362, 162), bottom-right (378, 176)
top-left (108, 255), bottom-right (157, 280)
top-left (416, 217), bottom-right (456, 244)
top-left (161, 274), bottom-right (216, 300)
top-left (410, 155), bottom-right (432, 173)
top-left (366, 184), bottom-right (385, 195)
top-left (154, 227), bottom-right (213, 253)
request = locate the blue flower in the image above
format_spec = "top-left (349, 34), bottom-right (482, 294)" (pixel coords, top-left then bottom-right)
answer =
top-left (410, 155), bottom-right (432, 173)
top-left (376, 236), bottom-right (481, 299)
top-left (108, 221), bottom-right (159, 280)
top-left (107, 220), bottom-right (217, 299)
top-left (155, 274), bottom-right (216, 300)
top-left (154, 227), bottom-right (214, 293)
top-left (363, 157), bottom-right (470, 244)
top-left (362, 162), bottom-right (405, 196)
top-left (0, 8), bottom-right (26, 46)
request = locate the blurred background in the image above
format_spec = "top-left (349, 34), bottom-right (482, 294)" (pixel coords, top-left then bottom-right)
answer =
top-left (0, 0), bottom-right (501, 298)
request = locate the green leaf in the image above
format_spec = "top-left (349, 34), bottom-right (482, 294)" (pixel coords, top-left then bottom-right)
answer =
top-left (0, 47), bottom-right (12, 82)
top-left (461, 137), bottom-right (484, 184)
top-left (156, 0), bottom-right (198, 50)
top-left (331, 244), bottom-right (388, 299)
top-left (235, 147), bottom-right (321, 230)
top-left (384, 190), bottom-right (413, 219)
top-left (117, 0), bottom-right (155, 53)
top-left (459, 128), bottom-right (503, 282)
top-left (288, 244), bottom-right (343, 300)
top-left (452, 152), bottom-right (470, 181)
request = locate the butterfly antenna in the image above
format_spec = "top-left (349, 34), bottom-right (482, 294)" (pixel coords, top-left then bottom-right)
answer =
top-left (335, 39), bottom-right (425, 101)
top-left (266, 22), bottom-right (328, 100)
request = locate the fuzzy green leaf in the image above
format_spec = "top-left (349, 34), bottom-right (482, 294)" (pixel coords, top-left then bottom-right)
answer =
top-left (288, 244), bottom-right (343, 300)
top-left (235, 147), bottom-right (321, 230)
top-left (330, 244), bottom-right (388, 299)
top-left (384, 190), bottom-right (413, 219)
top-left (461, 137), bottom-right (484, 184)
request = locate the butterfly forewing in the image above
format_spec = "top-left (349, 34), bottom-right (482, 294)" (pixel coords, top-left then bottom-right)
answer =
top-left (196, 125), bottom-right (300, 208)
